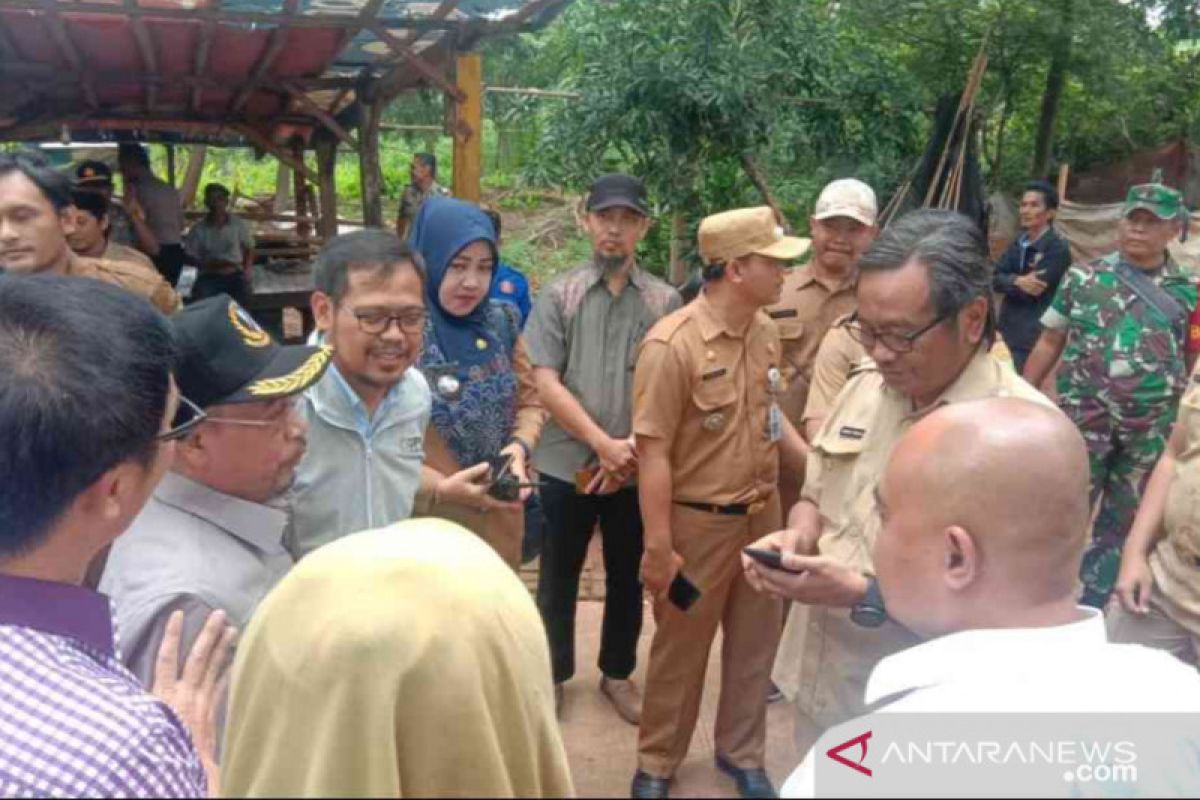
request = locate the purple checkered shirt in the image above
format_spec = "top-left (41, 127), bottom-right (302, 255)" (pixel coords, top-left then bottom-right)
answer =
top-left (0, 573), bottom-right (207, 798)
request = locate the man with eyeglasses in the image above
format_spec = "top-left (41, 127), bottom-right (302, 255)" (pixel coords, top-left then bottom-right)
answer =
top-left (288, 230), bottom-right (510, 559)
top-left (100, 294), bottom-right (331, 690)
top-left (741, 209), bottom-right (1054, 755)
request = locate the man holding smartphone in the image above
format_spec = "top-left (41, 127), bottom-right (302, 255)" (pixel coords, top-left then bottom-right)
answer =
top-left (992, 180), bottom-right (1072, 373)
top-left (632, 207), bottom-right (809, 799)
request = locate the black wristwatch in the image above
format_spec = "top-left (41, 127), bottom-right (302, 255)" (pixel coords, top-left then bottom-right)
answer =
top-left (850, 574), bottom-right (888, 628)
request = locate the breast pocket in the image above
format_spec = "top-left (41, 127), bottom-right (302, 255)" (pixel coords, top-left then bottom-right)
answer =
top-left (692, 377), bottom-right (739, 433)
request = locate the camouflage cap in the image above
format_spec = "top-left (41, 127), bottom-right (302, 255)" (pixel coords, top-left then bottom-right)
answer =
top-left (1123, 181), bottom-right (1184, 222)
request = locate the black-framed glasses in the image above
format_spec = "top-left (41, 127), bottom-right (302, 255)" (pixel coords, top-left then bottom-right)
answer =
top-left (345, 306), bottom-right (427, 336)
top-left (156, 395), bottom-right (208, 442)
top-left (842, 310), bottom-right (951, 354)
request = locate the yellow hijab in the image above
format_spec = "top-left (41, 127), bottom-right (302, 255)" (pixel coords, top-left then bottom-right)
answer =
top-left (221, 519), bottom-right (574, 798)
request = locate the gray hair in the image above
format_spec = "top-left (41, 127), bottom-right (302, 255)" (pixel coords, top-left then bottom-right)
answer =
top-left (859, 209), bottom-right (995, 344)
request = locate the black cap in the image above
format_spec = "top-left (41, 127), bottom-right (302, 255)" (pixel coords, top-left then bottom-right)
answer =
top-left (172, 295), bottom-right (332, 409)
top-left (75, 160), bottom-right (114, 188)
top-left (586, 174), bottom-right (650, 216)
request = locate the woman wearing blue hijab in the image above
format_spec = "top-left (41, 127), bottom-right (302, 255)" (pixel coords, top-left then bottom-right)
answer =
top-left (410, 196), bottom-right (545, 568)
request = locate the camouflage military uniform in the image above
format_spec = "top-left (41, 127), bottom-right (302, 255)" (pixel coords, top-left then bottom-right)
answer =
top-left (1041, 251), bottom-right (1197, 607)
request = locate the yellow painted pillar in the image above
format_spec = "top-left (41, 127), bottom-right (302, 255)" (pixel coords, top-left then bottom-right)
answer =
top-left (452, 53), bottom-right (483, 203)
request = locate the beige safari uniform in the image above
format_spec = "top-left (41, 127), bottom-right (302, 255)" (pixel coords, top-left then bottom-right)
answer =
top-left (766, 265), bottom-right (856, 512)
top-left (1108, 360), bottom-right (1200, 664)
top-left (801, 321), bottom-right (868, 432)
top-left (66, 255), bottom-right (181, 315)
top-left (773, 350), bottom-right (1053, 751)
top-left (633, 292), bottom-right (785, 778)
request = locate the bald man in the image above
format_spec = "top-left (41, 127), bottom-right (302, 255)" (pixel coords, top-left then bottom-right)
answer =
top-left (780, 398), bottom-right (1200, 796)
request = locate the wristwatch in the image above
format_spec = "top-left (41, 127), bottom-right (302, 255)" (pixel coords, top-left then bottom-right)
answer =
top-left (850, 574), bottom-right (888, 628)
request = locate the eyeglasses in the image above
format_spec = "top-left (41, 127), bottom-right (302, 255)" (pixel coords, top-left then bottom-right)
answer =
top-left (156, 395), bottom-right (208, 442)
top-left (345, 306), bottom-right (427, 336)
top-left (842, 310), bottom-right (951, 354)
top-left (204, 401), bottom-right (300, 434)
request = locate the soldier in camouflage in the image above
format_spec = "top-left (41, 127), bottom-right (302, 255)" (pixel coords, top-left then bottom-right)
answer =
top-left (1024, 179), bottom-right (1198, 608)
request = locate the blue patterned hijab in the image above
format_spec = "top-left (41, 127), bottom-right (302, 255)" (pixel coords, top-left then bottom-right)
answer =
top-left (410, 197), bottom-right (518, 468)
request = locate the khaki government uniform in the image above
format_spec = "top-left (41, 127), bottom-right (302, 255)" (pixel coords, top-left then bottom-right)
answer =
top-left (766, 265), bottom-right (856, 512)
top-left (1108, 359), bottom-right (1200, 664)
top-left (419, 337), bottom-right (546, 569)
top-left (65, 254), bottom-right (181, 315)
top-left (633, 292), bottom-right (785, 778)
top-left (773, 350), bottom-right (1053, 751)
top-left (801, 321), bottom-right (868, 434)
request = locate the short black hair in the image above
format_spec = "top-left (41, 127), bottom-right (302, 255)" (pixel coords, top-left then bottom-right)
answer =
top-left (71, 188), bottom-right (110, 222)
top-left (1023, 180), bottom-right (1060, 210)
top-left (484, 208), bottom-right (502, 239)
top-left (0, 151), bottom-right (73, 212)
top-left (313, 229), bottom-right (427, 302)
top-left (117, 142), bottom-right (151, 168)
top-left (414, 152), bottom-right (437, 178)
top-left (0, 274), bottom-right (176, 556)
top-left (204, 182), bottom-right (230, 198)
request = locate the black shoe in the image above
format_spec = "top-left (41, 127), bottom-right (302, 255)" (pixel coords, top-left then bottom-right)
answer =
top-left (715, 755), bottom-right (777, 799)
top-left (630, 770), bottom-right (671, 799)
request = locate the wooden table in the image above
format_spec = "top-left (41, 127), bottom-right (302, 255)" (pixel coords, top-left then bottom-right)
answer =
top-left (244, 261), bottom-right (315, 342)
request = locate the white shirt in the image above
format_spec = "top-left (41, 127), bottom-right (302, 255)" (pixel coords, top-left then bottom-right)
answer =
top-left (783, 608), bottom-right (1200, 797)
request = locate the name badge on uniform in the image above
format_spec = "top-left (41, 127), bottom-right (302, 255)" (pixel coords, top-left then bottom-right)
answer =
top-left (839, 426), bottom-right (866, 440)
top-left (768, 403), bottom-right (783, 443)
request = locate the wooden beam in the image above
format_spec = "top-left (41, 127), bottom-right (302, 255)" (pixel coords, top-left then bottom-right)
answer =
top-left (165, 143), bottom-right (177, 187)
top-left (332, 0), bottom-right (384, 54)
top-left (126, 0), bottom-right (159, 111)
top-left (234, 124), bottom-right (320, 185)
top-left (191, 0), bottom-right (219, 113)
top-left (485, 85), bottom-right (579, 100)
top-left (1, 2), bottom-right (466, 32)
top-left (315, 136), bottom-right (339, 241)
top-left (181, 145), bottom-right (207, 210)
top-left (291, 137), bottom-right (312, 241)
top-left (398, 0), bottom-right (462, 47)
top-left (369, 24), bottom-right (466, 102)
top-left (40, 1), bottom-right (98, 108)
top-left (358, 98), bottom-right (384, 227)
top-left (282, 81), bottom-right (359, 151)
top-left (507, 0), bottom-right (565, 25)
top-left (451, 53), bottom-right (482, 203)
top-left (230, 0), bottom-right (299, 114)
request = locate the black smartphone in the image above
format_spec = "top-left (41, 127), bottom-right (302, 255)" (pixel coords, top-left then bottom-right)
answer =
top-left (743, 547), bottom-right (805, 574)
top-left (667, 572), bottom-right (702, 611)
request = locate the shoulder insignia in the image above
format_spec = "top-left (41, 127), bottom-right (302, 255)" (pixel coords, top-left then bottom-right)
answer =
top-left (768, 308), bottom-right (799, 320)
top-left (644, 306), bottom-right (692, 343)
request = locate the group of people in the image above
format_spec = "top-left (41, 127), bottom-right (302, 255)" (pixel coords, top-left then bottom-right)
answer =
top-left (3, 135), bottom-right (1200, 800)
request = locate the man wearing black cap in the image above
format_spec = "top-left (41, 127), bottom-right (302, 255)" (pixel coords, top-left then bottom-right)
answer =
top-left (99, 294), bottom-right (332, 688)
top-left (75, 158), bottom-right (160, 258)
top-left (525, 173), bottom-right (682, 722)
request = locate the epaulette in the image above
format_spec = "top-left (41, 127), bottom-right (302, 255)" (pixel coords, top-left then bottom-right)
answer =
top-left (643, 306), bottom-right (692, 343)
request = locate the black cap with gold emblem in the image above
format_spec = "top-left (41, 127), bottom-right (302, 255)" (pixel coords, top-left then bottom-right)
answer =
top-left (172, 295), bottom-right (332, 408)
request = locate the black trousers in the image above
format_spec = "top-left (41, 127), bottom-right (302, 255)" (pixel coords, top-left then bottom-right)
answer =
top-left (153, 243), bottom-right (186, 286)
top-left (536, 474), bottom-right (644, 684)
top-left (190, 270), bottom-right (248, 306)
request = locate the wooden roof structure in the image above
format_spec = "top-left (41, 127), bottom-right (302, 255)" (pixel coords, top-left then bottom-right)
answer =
top-left (0, 1), bottom-right (569, 145)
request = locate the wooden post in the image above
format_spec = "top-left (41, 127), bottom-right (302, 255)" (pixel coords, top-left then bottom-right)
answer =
top-left (359, 97), bottom-right (384, 228)
top-left (273, 160), bottom-right (291, 216)
top-left (180, 144), bottom-right (207, 210)
top-left (452, 53), bottom-right (483, 202)
top-left (291, 137), bottom-right (311, 240)
top-left (669, 212), bottom-right (688, 286)
top-left (165, 143), bottom-right (177, 187)
top-left (315, 136), bottom-right (339, 241)
top-left (1057, 163), bottom-right (1070, 202)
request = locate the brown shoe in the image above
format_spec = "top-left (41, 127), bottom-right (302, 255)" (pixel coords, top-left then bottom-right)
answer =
top-left (600, 676), bottom-right (642, 725)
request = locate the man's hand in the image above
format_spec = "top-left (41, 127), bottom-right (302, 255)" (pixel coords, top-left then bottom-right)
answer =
top-left (1014, 273), bottom-right (1048, 297)
top-left (640, 547), bottom-right (683, 598)
top-left (437, 462), bottom-right (523, 512)
top-left (1114, 553), bottom-right (1156, 615)
top-left (740, 518), bottom-right (821, 592)
top-left (584, 467), bottom-right (628, 495)
top-left (594, 435), bottom-right (638, 476)
top-left (152, 609), bottom-right (237, 798)
top-left (745, 552), bottom-right (868, 607)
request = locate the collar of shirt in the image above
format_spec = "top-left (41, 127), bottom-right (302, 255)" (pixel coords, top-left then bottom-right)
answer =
top-left (885, 350), bottom-right (1006, 420)
top-left (1115, 252), bottom-right (1184, 281)
top-left (864, 607), bottom-right (1105, 706)
top-left (790, 262), bottom-right (856, 294)
top-left (308, 358), bottom-right (417, 438)
top-left (154, 472), bottom-right (287, 553)
top-left (692, 290), bottom-right (763, 343)
top-left (0, 572), bottom-right (115, 656)
top-left (585, 259), bottom-right (645, 291)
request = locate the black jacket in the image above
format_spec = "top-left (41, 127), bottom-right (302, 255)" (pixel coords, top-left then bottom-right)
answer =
top-left (993, 226), bottom-right (1073, 352)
